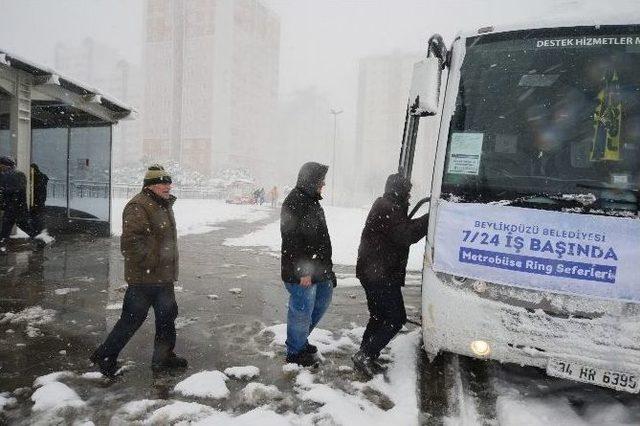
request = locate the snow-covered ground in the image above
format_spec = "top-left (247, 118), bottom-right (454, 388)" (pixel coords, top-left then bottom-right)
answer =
top-left (110, 198), bottom-right (426, 269)
top-left (16, 325), bottom-right (421, 425)
top-left (223, 205), bottom-right (425, 270)
top-left (111, 198), bottom-right (272, 237)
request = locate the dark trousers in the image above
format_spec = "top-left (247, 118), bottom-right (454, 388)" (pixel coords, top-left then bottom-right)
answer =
top-left (30, 206), bottom-right (45, 236)
top-left (94, 285), bottom-right (178, 363)
top-left (0, 206), bottom-right (34, 241)
top-left (360, 283), bottom-right (407, 358)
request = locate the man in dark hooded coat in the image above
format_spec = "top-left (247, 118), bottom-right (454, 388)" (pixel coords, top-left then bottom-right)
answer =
top-left (0, 156), bottom-right (37, 254)
top-left (281, 162), bottom-right (336, 366)
top-left (352, 173), bottom-right (429, 377)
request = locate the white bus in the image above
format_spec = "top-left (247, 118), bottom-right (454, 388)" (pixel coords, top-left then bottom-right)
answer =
top-left (401, 19), bottom-right (640, 393)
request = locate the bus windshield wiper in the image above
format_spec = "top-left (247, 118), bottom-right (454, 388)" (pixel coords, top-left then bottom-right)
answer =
top-left (506, 193), bottom-right (590, 210)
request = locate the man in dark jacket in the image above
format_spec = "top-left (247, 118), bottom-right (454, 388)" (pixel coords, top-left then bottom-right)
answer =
top-left (281, 162), bottom-right (336, 367)
top-left (353, 173), bottom-right (428, 377)
top-left (91, 165), bottom-right (187, 378)
top-left (0, 156), bottom-right (37, 254)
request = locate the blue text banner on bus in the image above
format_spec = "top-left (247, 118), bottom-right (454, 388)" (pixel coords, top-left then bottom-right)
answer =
top-left (433, 201), bottom-right (640, 302)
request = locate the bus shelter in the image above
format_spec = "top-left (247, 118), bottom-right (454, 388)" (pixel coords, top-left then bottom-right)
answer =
top-left (0, 49), bottom-right (134, 236)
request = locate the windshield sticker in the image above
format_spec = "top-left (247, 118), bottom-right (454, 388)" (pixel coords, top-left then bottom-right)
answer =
top-left (535, 36), bottom-right (640, 49)
top-left (448, 132), bottom-right (483, 175)
top-left (433, 202), bottom-right (640, 302)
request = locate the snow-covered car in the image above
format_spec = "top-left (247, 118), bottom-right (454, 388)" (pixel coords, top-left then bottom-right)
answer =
top-left (225, 194), bottom-right (256, 205)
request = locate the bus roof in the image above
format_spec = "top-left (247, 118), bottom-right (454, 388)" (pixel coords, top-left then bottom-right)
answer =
top-left (454, 15), bottom-right (640, 43)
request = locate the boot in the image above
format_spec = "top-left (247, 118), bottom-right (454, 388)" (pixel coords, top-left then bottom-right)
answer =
top-left (152, 353), bottom-right (188, 372)
top-left (90, 352), bottom-right (118, 379)
top-left (31, 238), bottom-right (47, 252)
top-left (285, 351), bottom-right (318, 368)
top-left (352, 351), bottom-right (384, 379)
top-left (304, 342), bottom-right (318, 354)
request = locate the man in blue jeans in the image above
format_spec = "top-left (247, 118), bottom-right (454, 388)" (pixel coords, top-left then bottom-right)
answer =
top-left (281, 162), bottom-right (337, 367)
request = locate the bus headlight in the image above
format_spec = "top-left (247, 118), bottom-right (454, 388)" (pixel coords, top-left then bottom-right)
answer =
top-left (470, 340), bottom-right (491, 357)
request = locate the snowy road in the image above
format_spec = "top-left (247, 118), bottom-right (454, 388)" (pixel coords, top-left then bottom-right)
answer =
top-left (419, 352), bottom-right (640, 425)
top-left (1, 202), bottom-right (640, 425)
top-left (0, 205), bottom-right (424, 425)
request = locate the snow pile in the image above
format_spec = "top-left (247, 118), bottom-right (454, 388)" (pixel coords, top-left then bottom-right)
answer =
top-left (33, 371), bottom-right (76, 388)
top-left (0, 306), bottom-right (56, 326)
top-left (224, 205), bottom-right (426, 269)
top-left (80, 372), bottom-right (104, 380)
top-left (240, 382), bottom-right (283, 406)
top-left (26, 325), bottom-right (43, 338)
top-left (0, 392), bottom-right (17, 412)
top-left (104, 325), bottom-right (421, 425)
top-left (31, 382), bottom-right (85, 412)
top-left (145, 401), bottom-right (220, 424)
top-left (335, 274), bottom-right (362, 287)
top-left (54, 288), bottom-right (80, 296)
top-left (173, 371), bottom-right (230, 399)
top-left (111, 399), bottom-right (166, 423)
top-left (111, 198), bottom-right (270, 237)
top-left (34, 229), bottom-right (55, 244)
top-left (287, 331), bottom-right (421, 425)
top-left (114, 163), bottom-right (256, 193)
top-left (192, 406), bottom-right (294, 425)
top-left (224, 366), bottom-right (260, 380)
top-left (282, 363), bottom-right (302, 373)
top-left (262, 323), bottom-right (357, 354)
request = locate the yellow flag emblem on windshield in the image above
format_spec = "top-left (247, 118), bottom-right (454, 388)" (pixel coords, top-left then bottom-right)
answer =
top-left (590, 70), bottom-right (622, 161)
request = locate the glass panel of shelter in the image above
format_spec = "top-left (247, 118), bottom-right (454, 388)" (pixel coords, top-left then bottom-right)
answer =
top-left (68, 126), bottom-right (111, 222)
top-left (31, 125), bottom-right (111, 223)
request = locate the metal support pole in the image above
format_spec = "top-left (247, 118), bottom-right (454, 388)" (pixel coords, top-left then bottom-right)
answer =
top-left (329, 108), bottom-right (342, 206)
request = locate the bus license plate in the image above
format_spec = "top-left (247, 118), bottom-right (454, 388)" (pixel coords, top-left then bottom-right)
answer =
top-left (547, 359), bottom-right (639, 393)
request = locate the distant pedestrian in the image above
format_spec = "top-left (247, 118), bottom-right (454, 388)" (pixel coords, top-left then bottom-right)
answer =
top-left (0, 156), bottom-right (39, 254)
top-left (91, 165), bottom-right (187, 378)
top-left (29, 163), bottom-right (49, 236)
top-left (352, 173), bottom-right (429, 378)
top-left (281, 162), bottom-right (337, 367)
top-left (269, 186), bottom-right (278, 208)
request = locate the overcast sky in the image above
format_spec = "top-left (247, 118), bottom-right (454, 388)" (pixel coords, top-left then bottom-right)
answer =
top-left (0, 0), bottom-right (638, 139)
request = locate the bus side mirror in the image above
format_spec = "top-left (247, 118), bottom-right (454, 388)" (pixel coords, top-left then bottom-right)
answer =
top-left (409, 56), bottom-right (441, 117)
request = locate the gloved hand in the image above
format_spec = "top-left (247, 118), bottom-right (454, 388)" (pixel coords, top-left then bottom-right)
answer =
top-left (330, 272), bottom-right (337, 288)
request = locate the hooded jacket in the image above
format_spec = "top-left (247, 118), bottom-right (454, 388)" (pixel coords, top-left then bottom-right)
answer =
top-left (121, 188), bottom-right (178, 285)
top-left (280, 162), bottom-right (336, 285)
top-left (0, 166), bottom-right (28, 211)
top-left (356, 173), bottom-right (428, 288)
top-left (30, 164), bottom-right (49, 209)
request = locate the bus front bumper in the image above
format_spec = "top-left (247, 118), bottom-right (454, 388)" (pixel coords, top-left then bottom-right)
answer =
top-left (421, 267), bottom-right (640, 390)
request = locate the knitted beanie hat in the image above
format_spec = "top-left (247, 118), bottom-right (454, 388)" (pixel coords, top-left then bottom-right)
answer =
top-left (143, 164), bottom-right (172, 187)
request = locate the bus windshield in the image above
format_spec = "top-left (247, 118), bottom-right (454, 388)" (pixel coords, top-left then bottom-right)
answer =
top-left (441, 26), bottom-right (640, 216)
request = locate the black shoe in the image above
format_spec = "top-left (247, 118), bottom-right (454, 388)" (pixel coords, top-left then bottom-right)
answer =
top-left (90, 353), bottom-right (118, 379)
top-left (304, 342), bottom-right (318, 354)
top-left (31, 239), bottom-right (47, 252)
top-left (152, 353), bottom-right (188, 372)
top-left (286, 351), bottom-right (319, 367)
top-left (352, 351), bottom-right (384, 379)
